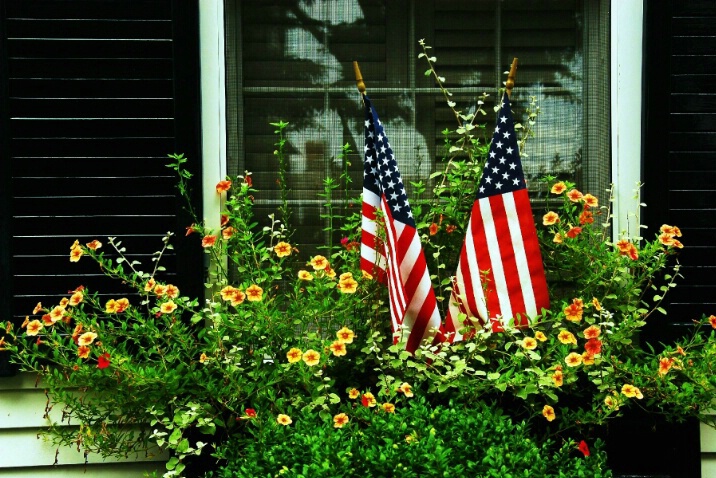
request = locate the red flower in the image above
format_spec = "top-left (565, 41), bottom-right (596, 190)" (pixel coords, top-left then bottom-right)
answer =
top-left (566, 226), bottom-right (582, 239)
top-left (578, 440), bottom-right (590, 457)
top-left (245, 408), bottom-right (257, 418)
top-left (216, 180), bottom-right (232, 193)
top-left (97, 353), bottom-right (111, 370)
top-left (202, 235), bottom-right (217, 248)
top-left (584, 338), bottom-right (602, 356)
top-left (429, 223), bottom-right (439, 236)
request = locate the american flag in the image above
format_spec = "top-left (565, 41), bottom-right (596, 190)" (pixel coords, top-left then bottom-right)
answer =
top-left (360, 95), bottom-right (443, 352)
top-left (446, 93), bottom-right (549, 341)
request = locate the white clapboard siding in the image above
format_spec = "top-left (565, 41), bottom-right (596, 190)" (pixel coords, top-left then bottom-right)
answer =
top-left (702, 421), bottom-right (716, 477)
top-left (0, 373), bottom-right (166, 476)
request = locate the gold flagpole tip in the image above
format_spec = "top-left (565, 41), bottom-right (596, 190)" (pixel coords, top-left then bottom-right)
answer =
top-left (353, 61), bottom-right (366, 95)
top-left (506, 57), bottom-right (518, 98)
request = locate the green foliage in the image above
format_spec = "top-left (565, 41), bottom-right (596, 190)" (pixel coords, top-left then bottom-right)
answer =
top-left (4, 40), bottom-right (716, 478)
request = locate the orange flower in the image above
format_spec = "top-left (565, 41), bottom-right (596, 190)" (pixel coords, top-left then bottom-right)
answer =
top-left (77, 345), bottom-right (91, 359)
top-left (70, 247), bottom-right (83, 262)
top-left (709, 315), bottom-right (716, 329)
top-left (615, 239), bottom-right (638, 260)
top-left (564, 302), bottom-right (583, 322)
top-left (558, 330), bottom-right (577, 345)
top-left (583, 325), bottom-right (601, 339)
top-left (154, 284), bottom-right (167, 297)
top-left (276, 414), bottom-right (292, 426)
top-left (565, 352), bottom-right (583, 367)
top-left (246, 284), bottom-right (263, 302)
top-left (566, 226), bottom-right (582, 239)
top-left (69, 291), bottom-right (83, 307)
top-left (41, 314), bottom-right (55, 326)
top-left (160, 301), bottom-right (177, 314)
top-left (535, 331), bottom-right (547, 342)
top-left (202, 235), bottom-right (217, 248)
top-left (621, 384), bottom-right (643, 399)
top-left (382, 403), bottom-right (396, 413)
top-left (658, 357), bottom-right (674, 376)
top-left (552, 370), bottom-right (563, 387)
top-left (222, 227), bottom-right (235, 240)
top-left (144, 278), bottom-right (156, 292)
top-left (21, 316), bottom-right (30, 328)
top-left (336, 327), bottom-right (355, 344)
top-left (274, 241), bottom-right (292, 258)
top-left (330, 341), bottom-right (347, 357)
top-left (566, 189), bottom-right (583, 202)
top-left (348, 388), bottom-right (360, 399)
top-left (323, 266), bottom-right (336, 278)
top-left (333, 413), bottom-right (349, 428)
top-left (32, 302), bottom-right (43, 315)
top-left (26, 319), bottom-right (43, 336)
top-left (398, 382), bottom-right (414, 397)
top-left (310, 255), bottom-right (328, 271)
top-left (85, 240), bottom-right (102, 250)
top-left (550, 182), bottom-right (567, 194)
top-left (220, 286), bottom-right (237, 301)
top-left (165, 285), bottom-right (179, 299)
top-left (658, 232), bottom-right (676, 246)
top-left (584, 338), bottom-right (602, 356)
top-left (337, 278), bottom-right (358, 294)
top-left (579, 210), bottom-right (594, 225)
top-left (542, 211), bottom-right (560, 226)
top-left (361, 392), bottom-right (377, 408)
top-left (105, 299), bottom-right (118, 314)
top-left (298, 270), bottom-right (314, 281)
top-left (429, 223), bottom-right (439, 235)
top-left (71, 324), bottom-right (83, 343)
top-left (660, 224), bottom-right (682, 237)
top-left (115, 298), bottom-right (130, 313)
top-left (199, 353), bottom-right (208, 364)
top-left (78, 331), bottom-right (98, 346)
top-left (553, 233), bottom-right (563, 244)
top-left (220, 215), bottom-right (229, 227)
top-left (230, 290), bottom-right (246, 307)
top-left (286, 347), bottom-right (302, 363)
top-left (582, 194), bottom-right (598, 208)
top-left (216, 180), bottom-right (232, 193)
top-left (521, 337), bottom-right (538, 350)
top-left (542, 405), bottom-right (556, 422)
top-left (302, 349), bottom-right (320, 366)
top-left (591, 297), bottom-right (602, 311)
top-left (446, 224), bottom-right (457, 234)
top-left (581, 353), bottom-right (593, 366)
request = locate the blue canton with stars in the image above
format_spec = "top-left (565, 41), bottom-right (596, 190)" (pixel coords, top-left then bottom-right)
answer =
top-left (477, 94), bottom-right (526, 199)
top-left (363, 95), bottom-right (416, 227)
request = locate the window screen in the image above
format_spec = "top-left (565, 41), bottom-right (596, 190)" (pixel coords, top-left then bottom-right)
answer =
top-left (225, 0), bottom-right (609, 257)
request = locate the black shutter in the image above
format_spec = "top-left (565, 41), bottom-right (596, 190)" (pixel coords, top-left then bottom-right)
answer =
top-left (0, 0), bottom-right (203, 375)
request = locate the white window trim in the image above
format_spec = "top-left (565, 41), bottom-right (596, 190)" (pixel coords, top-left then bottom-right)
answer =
top-left (611, 0), bottom-right (644, 241)
top-left (199, 0), bottom-right (227, 232)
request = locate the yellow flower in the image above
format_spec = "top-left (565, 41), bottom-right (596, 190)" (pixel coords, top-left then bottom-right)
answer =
top-left (310, 255), bottom-right (329, 271)
top-left (550, 182), bottom-right (567, 194)
top-left (274, 241), bottom-right (292, 258)
top-left (144, 278), bottom-right (156, 292)
top-left (77, 345), bottom-right (91, 359)
top-left (553, 233), bottom-right (563, 244)
top-left (621, 384), bottom-right (643, 399)
top-left (582, 194), bottom-right (598, 208)
top-left (521, 337), bottom-right (538, 350)
top-left (160, 301), bottom-right (178, 314)
top-left (542, 211), bottom-right (560, 226)
top-left (286, 347), bottom-right (302, 363)
top-left (220, 286), bottom-right (236, 301)
top-left (49, 306), bottom-right (65, 323)
top-left (583, 325), bottom-right (601, 339)
top-left (69, 291), bottom-right (83, 307)
top-left (558, 330), bottom-right (577, 345)
top-left (199, 353), bottom-right (208, 363)
top-left (302, 349), bottom-right (320, 366)
top-left (535, 331), bottom-right (547, 342)
top-left (165, 285), bottom-right (179, 299)
top-left (348, 388), bottom-right (360, 399)
top-left (246, 284), bottom-right (263, 302)
top-left (230, 290), bottom-right (246, 307)
top-left (329, 341), bottom-right (347, 357)
top-left (86, 240), bottom-right (102, 250)
top-left (70, 247), bottom-right (83, 262)
top-left (333, 413), bottom-right (349, 428)
top-left (565, 352), bottom-right (583, 367)
top-left (154, 284), bottom-right (167, 297)
top-left (105, 299), bottom-right (117, 314)
top-left (26, 319), bottom-right (43, 336)
top-left (337, 277), bottom-right (358, 294)
top-left (298, 270), bottom-right (314, 281)
top-left (399, 382), bottom-right (414, 397)
top-left (339, 272), bottom-right (354, 281)
top-left (32, 302), bottom-right (43, 315)
top-left (276, 414), bottom-right (292, 426)
top-left (78, 331), bottom-right (98, 346)
top-left (382, 403), bottom-right (396, 413)
top-left (361, 392), bottom-right (377, 408)
top-left (336, 327), bottom-right (355, 344)
top-left (361, 270), bottom-right (373, 281)
top-left (582, 352), bottom-right (595, 366)
top-left (659, 357), bottom-right (675, 375)
top-left (115, 298), bottom-right (130, 313)
top-left (591, 297), bottom-right (602, 311)
top-left (567, 189), bottom-right (583, 202)
top-left (604, 395), bottom-right (619, 410)
top-left (542, 405), bottom-right (556, 422)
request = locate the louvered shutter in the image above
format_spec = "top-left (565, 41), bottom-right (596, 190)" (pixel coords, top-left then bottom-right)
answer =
top-left (0, 0), bottom-right (203, 374)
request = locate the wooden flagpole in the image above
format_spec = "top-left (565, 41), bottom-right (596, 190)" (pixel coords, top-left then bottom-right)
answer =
top-left (506, 57), bottom-right (518, 98)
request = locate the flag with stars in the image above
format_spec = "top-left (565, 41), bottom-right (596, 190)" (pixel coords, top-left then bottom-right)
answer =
top-left (445, 93), bottom-right (549, 341)
top-left (360, 94), bottom-right (443, 352)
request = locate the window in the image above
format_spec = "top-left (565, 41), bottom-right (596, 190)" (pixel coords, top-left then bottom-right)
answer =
top-left (224, 0), bottom-right (609, 256)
